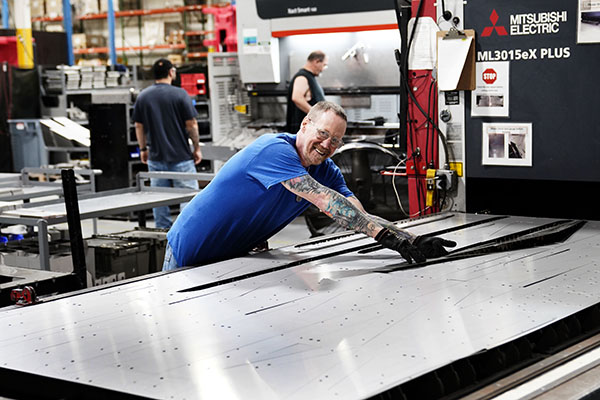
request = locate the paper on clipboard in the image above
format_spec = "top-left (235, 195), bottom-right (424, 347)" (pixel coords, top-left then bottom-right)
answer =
top-left (437, 29), bottom-right (476, 91)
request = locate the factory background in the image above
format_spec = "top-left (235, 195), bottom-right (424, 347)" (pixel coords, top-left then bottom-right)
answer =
top-left (1, 0), bottom-right (600, 399)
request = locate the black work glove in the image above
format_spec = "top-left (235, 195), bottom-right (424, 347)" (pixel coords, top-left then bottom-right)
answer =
top-left (375, 228), bottom-right (426, 264)
top-left (413, 235), bottom-right (457, 258)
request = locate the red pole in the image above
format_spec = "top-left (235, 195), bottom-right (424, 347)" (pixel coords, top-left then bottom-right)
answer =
top-left (407, 0), bottom-right (438, 217)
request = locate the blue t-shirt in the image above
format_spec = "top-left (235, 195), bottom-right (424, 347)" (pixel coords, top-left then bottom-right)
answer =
top-left (167, 133), bottom-right (353, 266)
top-left (132, 83), bottom-right (198, 162)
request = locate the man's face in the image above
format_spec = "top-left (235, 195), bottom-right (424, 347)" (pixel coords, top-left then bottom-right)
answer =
top-left (296, 110), bottom-right (346, 167)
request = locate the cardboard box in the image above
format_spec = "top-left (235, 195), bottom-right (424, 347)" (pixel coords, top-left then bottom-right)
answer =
top-left (86, 34), bottom-right (106, 48)
top-left (166, 29), bottom-right (185, 45)
top-left (144, 20), bottom-right (164, 46)
top-left (30, 0), bottom-right (45, 18)
top-left (167, 54), bottom-right (183, 66)
top-left (99, 0), bottom-right (120, 13)
top-left (74, 0), bottom-right (99, 15)
top-left (45, 0), bottom-right (63, 18)
top-left (72, 33), bottom-right (87, 49)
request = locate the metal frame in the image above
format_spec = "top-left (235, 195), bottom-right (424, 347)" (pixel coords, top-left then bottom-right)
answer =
top-left (0, 168), bottom-right (101, 202)
top-left (0, 171), bottom-right (213, 271)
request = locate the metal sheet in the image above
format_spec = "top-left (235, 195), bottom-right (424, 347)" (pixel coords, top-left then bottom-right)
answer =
top-left (1, 213), bottom-right (600, 400)
top-left (0, 189), bottom-right (197, 221)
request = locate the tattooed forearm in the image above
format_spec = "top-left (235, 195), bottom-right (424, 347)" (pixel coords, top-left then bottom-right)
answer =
top-left (324, 194), bottom-right (381, 236)
top-left (283, 175), bottom-right (381, 237)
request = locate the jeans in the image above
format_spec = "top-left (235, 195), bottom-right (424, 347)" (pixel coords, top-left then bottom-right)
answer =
top-left (148, 159), bottom-right (199, 229)
top-left (162, 242), bottom-right (180, 271)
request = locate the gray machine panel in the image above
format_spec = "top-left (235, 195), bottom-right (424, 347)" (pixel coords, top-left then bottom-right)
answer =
top-left (1, 213), bottom-right (599, 399)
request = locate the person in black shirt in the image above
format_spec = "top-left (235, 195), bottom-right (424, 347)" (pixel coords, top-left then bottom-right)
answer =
top-left (286, 50), bottom-right (328, 134)
top-left (133, 58), bottom-right (202, 228)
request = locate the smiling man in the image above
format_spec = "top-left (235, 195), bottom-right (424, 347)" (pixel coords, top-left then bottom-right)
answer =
top-left (163, 101), bottom-right (455, 269)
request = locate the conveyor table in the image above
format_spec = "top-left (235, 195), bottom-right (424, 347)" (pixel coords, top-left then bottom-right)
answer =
top-left (1, 213), bottom-right (600, 399)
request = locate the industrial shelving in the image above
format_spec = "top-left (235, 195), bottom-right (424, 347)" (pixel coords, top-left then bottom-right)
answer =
top-left (30, 2), bottom-right (223, 65)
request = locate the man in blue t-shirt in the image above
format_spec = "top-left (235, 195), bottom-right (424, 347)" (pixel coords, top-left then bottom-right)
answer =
top-left (133, 58), bottom-right (202, 229)
top-left (164, 101), bottom-right (456, 269)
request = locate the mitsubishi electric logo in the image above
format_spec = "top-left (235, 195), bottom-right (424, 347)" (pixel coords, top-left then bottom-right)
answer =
top-left (481, 9), bottom-right (568, 37)
top-left (477, 7), bottom-right (571, 62)
top-left (482, 10), bottom-right (508, 37)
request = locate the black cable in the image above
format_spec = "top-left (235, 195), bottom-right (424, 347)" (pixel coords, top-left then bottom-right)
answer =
top-left (440, 0), bottom-right (452, 21)
top-left (430, 79), bottom-right (438, 168)
top-left (407, 107), bottom-right (424, 215)
top-left (405, 74), bottom-right (451, 169)
top-left (425, 79), bottom-right (431, 167)
top-left (425, 77), bottom-right (435, 167)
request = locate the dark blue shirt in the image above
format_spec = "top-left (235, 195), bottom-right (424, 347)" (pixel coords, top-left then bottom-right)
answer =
top-left (132, 83), bottom-right (197, 162)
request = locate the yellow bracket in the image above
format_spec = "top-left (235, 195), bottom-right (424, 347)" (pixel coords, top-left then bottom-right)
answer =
top-left (234, 104), bottom-right (248, 114)
top-left (426, 168), bottom-right (436, 207)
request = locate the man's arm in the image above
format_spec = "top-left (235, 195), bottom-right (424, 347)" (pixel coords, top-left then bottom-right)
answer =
top-left (185, 119), bottom-right (202, 165)
top-left (282, 175), bottom-right (456, 263)
top-left (134, 122), bottom-right (148, 164)
top-left (282, 174), bottom-right (401, 239)
top-left (290, 76), bottom-right (312, 114)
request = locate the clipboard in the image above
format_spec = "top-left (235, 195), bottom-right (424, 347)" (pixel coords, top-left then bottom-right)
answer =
top-left (436, 29), bottom-right (476, 91)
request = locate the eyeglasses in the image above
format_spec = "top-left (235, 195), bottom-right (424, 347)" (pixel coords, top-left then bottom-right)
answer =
top-left (308, 119), bottom-right (344, 148)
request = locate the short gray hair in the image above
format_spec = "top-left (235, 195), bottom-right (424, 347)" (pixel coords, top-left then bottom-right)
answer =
top-left (307, 101), bottom-right (347, 122)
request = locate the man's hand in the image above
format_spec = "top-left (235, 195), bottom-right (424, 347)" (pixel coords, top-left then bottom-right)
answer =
top-left (193, 147), bottom-right (202, 165)
top-left (413, 236), bottom-right (457, 258)
top-left (375, 228), bottom-right (425, 264)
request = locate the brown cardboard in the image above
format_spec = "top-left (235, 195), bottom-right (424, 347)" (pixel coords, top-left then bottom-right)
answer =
top-left (99, 0), bottom-right (119, 13)
top-left (72, 33), bottom-right (86, 49)
top-left (45, 0), bottom-right (63, 17)
top-left (86, 34), bottom-right (106, 48)
top-left (30, 0), bottom-right (45, 18)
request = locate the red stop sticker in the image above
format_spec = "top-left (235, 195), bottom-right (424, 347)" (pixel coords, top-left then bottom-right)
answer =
top-left (482, 68), bottom-right (497, 84)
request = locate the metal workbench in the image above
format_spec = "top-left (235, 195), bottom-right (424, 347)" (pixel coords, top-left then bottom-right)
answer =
top-left (0, 168), bottom-right (101, 203)
top-left (1, 213), bottom-right (600, 399)
top-left (0, 171), bottom-right (212, 270)
top-left (0, 173), bottom-right (20, 185)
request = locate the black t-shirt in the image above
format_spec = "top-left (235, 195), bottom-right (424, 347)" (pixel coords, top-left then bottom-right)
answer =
top-left (132, 83), bottom-right (198, 163)
top-left (285, 68), bottom-right (325, 134)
